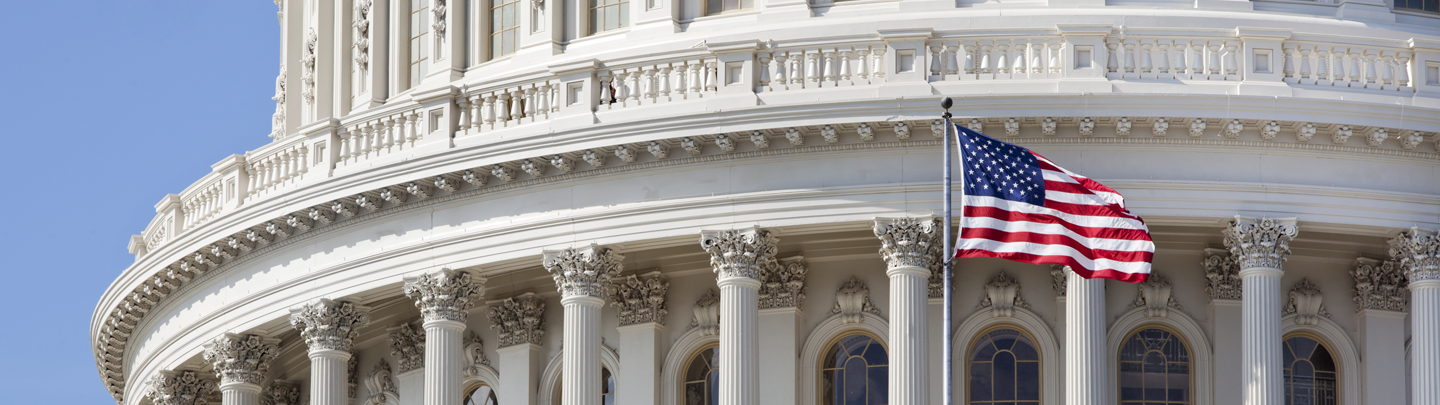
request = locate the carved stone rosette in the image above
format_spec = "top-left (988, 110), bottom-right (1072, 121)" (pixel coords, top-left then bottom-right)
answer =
top-left (1203, 249), bottom-right (1243, 300)
top-left (543, 244), bottom-right (625, 299)
top-left (979, 270), bottom-right (1030, 318)
top-left (831, 276), bottom-right (882, 324)
top-left (609, 272), bottom-right (669, 326)
top-left (1389, 227), bottom-right (1440, 282)
top-left (147, 370), bottom-right (218, 405)
top-left (1222, 216), bottom-right (1299, 271)
top-left (873, 216), bottom-right (942, 270)
top-left (1130, 273), bottom-right (1181, 318)
top-left (487, 292), bottom-right (546, 347)
top-left (263, 380), bottom-right (303, 405)
top-left (387, 322), bottom-right (426, 373)
top-left (403, 268), bottom-right (486, 323)
top-left (700, 227), bottom-right (779, 281)
top-left (201, 333), bottom-right (279, 386)
top-left (1282, 278), bottom-right (1331, 325)
top-left (690, 289), bottom-right (721, 336)
top-left (1352, 258), bottom-right (1408, 312)
top-left (289, 299), bottom-right (372, 352)
top-left (759, 258), bottom-right (807, 309)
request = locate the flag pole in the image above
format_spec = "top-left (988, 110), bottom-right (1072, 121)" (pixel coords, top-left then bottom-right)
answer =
top-left (940, 97), bottom-right (956, 405)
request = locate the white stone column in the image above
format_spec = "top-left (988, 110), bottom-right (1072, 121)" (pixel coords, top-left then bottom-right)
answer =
top-left (701, 227), bottom-right (779, 405)
top-left (544, 245), bottom-right (625, 405)
top-left (1202, 250), bottom-right (1243, 405)
top-left (874, 217), bottom-right (940, 405)
top-left (203, 333), bottom-right (280, 405)
top-left (1388, 228), bottom-right (1440, 405)
top-left (489, 293), bottom-right (548, 405)
top-left (289, 299), bottom-right (372, 405)
top-left (146, 370), bottom-right (218, 405)
top-left (1064, 268), bottom-right (1106, 405)
top-left (1223, 216), bottom-right (1298, 405)
top-left (404, 268), bottom-right (486, 405)
top-left (613, 273), bottom-right (668, 405)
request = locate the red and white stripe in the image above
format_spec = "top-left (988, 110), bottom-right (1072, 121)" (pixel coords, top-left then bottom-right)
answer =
top-left (957, 152), bottom-right (1154, 282)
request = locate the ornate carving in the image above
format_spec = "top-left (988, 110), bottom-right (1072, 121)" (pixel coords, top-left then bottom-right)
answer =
top-left (1188, 118), bottom-right (1206, 137)
top-left (521, 160), bottom-right (544, 177)
top-left (333, 200), bottom-right (358, 217)
top-left (873, 216), bottom-right (941, 270)
top-left (387, 322), bottom-right (425, 373)
top-left (543, 244), bottom-right (624, 299)
top-left (1261, 121), bottom-right (1281, 141)
top-left (403, 268), bottom-right (485, 322)
top-left (491, 165), bottom-right (516, 182)
top-left (647, 141), bottom-right (670, 159)
top-left (289, 299), bottom-right (372, 352)
top-left (379, 187), bottom-right (406, 205)
top-left (894, 122), bottom-right (910, 140)
top-left (286, 214), bottom-right (313, 232)
top-left (700, 227), bottom-right (779, 281)
top-left (463, 170), bottom-right (487, 187)
top-left (262, 380), bottom-right (303, 405)
top-left (978, 271), bottom-right (1029, 318)
top-left (1203, 249), bottom-right (1242, 300)
top-left (1115, 117), bottom-right (1132, 136)
top-left (831, 276), bottom-right (881, 324)
top-left (549, 155), bottom-right (575, 173)
top-left (1222, 216), bottom-right (1298, 271)
top-left (487, 292), bottom-right (546, 347)
top-left (431, 0), bottom-right (447, 37)
top-left (759, 258), bottom-right (807, 309)
top-left (146, 370), bottom-right (217, 405)
top-left (820, 125), bottom-right (839, 143)
top-left (749, 130), bottom-right (770, 149)
top-left (271, 64), bottom-right (286, 138)
top-left (928, 259), bottom-right (946, 298)
top-left (348, 355), bottom-right (358, 398)
top-left (301, 28), bottom-right (318, 106)
top-left (1004, 118), bottom-right (1020, 137)
top-left (353, 0), bottom-right (371, 72)
top-left (1282, 278), bottom-right (1330, 325)
top-left (1051, 265), bottom-right (1068, 296)
top-left (966, 118), bottom-right (983, 133)
top-left (463, 331), bottom-right (493, 378)
top-left (690, 289), bottom-right (721, 336)
top-left (785, 128), bottom-right (804, 145)
top-left (609, 272), bottom-right (668, 326)
top-left (309, 207), bottom-right (335, 224)
top-left (1332, 125), bottom-right (1352, 144)
top-left (582, 149), bottom-right (605, 167)
top-left (1366, 127), bottom-right (1388, 147)
top-left (1352, 258), bottom-right (1408, 312)
top-left (681, 137), bottom-right (702, 155)
top-left (364, 360), bottom-right (399, 405)
top-left (1152, 117), bottom-right (1170, 137)
top-left (931, 120), bottom-right (946, 136)
top-left (1223, 119), bottom-right (1244, 139)
top-left (1131, 273), bottom-right (1182, 318)
top-left (1041, 117), bottom-right (1057, 136)
top-left (1296, 122), bottom-right (1316, 142)
top-left (202, 334), bottom-right (278, 385)
top-left (1078, 117), bottom-right (1094, 136)
top-left (857, 123), bottom-right (875, 142)
top-left (715, 134), bottom-right (736, 152)
top-left (1402, 131), bottom-right (1425, 150)
top-left (1388, 227), bottom-right (1440, 282)
top-left (614, 145), bottom-right (637, 163)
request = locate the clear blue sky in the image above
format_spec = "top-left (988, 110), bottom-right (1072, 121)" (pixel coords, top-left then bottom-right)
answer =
top-left (0, 2), bottom-right (278, 403)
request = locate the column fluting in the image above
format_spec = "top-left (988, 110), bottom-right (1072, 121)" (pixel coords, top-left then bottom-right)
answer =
top-left (1065, 269), bottom-right (1106, 405)
top-left (1224, 216), bottom-right (1297, 405)
top-left (873, 217), bottom-right (941, 405)
top-left (403, 268), bottom-right (487, 405)
top-left (308, 349), bottom-right (351, 405)
top-left (202, 333), bottom-right (279, 405)
top-left (288, 299), bottom-right (372, 405)
top-left (700, 227), bottom-right (778, 405)
top-left (544, 245), bottom-right (624, 405)
top-left (219, 383), bottom-right (262, 405)
top-left (1388, 228), bottom-right (1440, 405)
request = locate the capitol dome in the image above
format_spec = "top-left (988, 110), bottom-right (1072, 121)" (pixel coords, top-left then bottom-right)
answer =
top-left (94, 1), bottom-right (1440, 405)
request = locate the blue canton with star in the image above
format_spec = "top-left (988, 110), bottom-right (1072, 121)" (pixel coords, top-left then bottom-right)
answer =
top-left (955, 124), bottom-right (1046, 206)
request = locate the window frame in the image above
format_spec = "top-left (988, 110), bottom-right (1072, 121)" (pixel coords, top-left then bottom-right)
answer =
top-left (964, 325), bottom-right (1043, 405)
top-left (1281, 332), bottom-right (1342, 405)
top-left (679, 344), bottom-right (721, 405)
top-left (816, 331), bottom-right (890, 405)
top-left (1115, 325), bottom-right (1195, 405)
top-left (586, 0), bottom-right (630, 36)
top-left (464, 383), bottom-right (499, 405)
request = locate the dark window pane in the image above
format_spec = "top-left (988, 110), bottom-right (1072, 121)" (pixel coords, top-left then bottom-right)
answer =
top-left (994, 352), bottom-right (1016, 400)
top-left (1016, 361), bottom-right (1040, 400)
top-left (867, 366), bottom-right (887, 405)
top-left (863, 342), bottom-right (888, 366)
top-left (972, 336), bottom-right (998, 362)
top-left (844, 357), bottom-right (867, 405)
top-left (970, 363), bottom-right (992, 401)
top-left (1011, 339), bottom-right (1038, 361)
top-left (1311, 343), bottom-right (1336, 372)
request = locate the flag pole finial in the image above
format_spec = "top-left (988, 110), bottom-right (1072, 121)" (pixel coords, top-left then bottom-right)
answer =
top-left (940, 97), bottom-right (953, 118)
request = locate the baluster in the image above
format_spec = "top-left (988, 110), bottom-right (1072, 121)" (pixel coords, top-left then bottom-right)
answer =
top-left (405, 113), bottom-right (420, 146)
top-left (386, 117), bottom-right (400, 152)
top-left (1381, 53), bottom-right (1396, 90)
top-left (356, 121), bottom-right (371, 157)
top-left (929, 43), bottom-right (943, 79)
top-left (805, 51), bottom-right (819, 86)
top-left (947, 43), bottom-right (962, 78)
top-left (1299, 46), bottom-right (1313, 85)
top-left (980, 43), bottom-right (995, 80)
top-left (659, 66), bottom-right (673, 101)
top-left (299, 144), bottom-right (310, 175)
top-left (823, 49), bottom-right (837, 85)
top-left (787, 51), bottom-right (802, 86)
top-left (1365, 50), bottom-right (1379, 89)
top-left (642, 67), bottom-right (657, 102)
top-left (1122, 41), bottom-right (1137, 79)
top-left (496, 92), bottom-right (511, 123)
top-left (482, 95), bottom-right (497, 127)
top-left (1140, 41), bottom-right (1154, 78)
top-left (1315, 47), bottom-right (1331, 86)
top-left (1397, 52), bottom-right (1411, 90)
top-left (1157, 42), bottom-right (1171, 79)
top-left (840, 49), bottom-right (854, 85)
top-left (757, 55), bottom-right (772, 92)
top-left (284, 150), bottom-right (297, 182)
top-left (374, 117), bottom-right (388, 153)
top-left (469, 96), bottom-right (482, 134)
top-left (961, 43), bottom-right (976, 80)
top-left (1011, 41), bottom-right (1026, 79)
top-left (872, 45), bottom-right (887, 81)
top-left (851, 50), bottom-right (866, 84)
top-left (458, 97), bottom-right (471, 133)
top-left (339, 126), bottom-right (354, 164)
top-left (538, 83), bottom-right (551, 118)
top-left (1282, 46), bottom-right (1299, 84)
top-left (598, 70), bottom-right (613, 107)
top-left (996, 42), bottom-right (1011, 79)
top-left (1030, 40), bottom-right (1043, 75)
top-left (551, 83), bottom-right (559, 114)
top-left (628, 70), bottom-right (643, 103)
top-left (1207, 42), bottom-right (1222, 79)
top-left (1347, 49), bottom-right (1363, 88)
top-left (705, 60), bottom-right (718, 92)
top-left (674, 62), bottom-right (690, 99)
top-left (1224, 43), bottom-right (1238, 79)
top-left (1173, 42), bottom-right (1188, 79)
top-left (523, 87), bottom-right (537, 120)
top-left (1105, 40), bottom-right (1120, 79)
top-left (772, 53), bottom-right (788, 89)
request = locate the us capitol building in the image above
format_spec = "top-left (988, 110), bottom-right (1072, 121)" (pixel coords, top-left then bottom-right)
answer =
top-left (93, 0), bottom-right (1440, 405)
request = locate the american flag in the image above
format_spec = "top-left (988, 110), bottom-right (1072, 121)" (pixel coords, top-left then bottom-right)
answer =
top-left (953, 124), bottom-right (1154, 282)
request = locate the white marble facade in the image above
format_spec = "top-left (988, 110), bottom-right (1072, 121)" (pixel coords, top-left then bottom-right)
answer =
top-left (97, 1), bottom-right (1440, 405)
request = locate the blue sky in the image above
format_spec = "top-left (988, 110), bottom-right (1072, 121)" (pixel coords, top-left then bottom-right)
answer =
top-left (0, 2), bottom-right (279, 403)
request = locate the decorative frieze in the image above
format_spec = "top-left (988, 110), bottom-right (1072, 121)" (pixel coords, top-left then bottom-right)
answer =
top-left (364, 360), bottom-right (399, 405)
top-left (610, 272), bottom-right (668, 326)
top-left (543, 244), bottom-right (624, 299)
top-left (146, 370), bottom-right (217, 405)
top-left (463, 331), bottom-right (492, 378)
top-left (979, 270), bottom-right (1030, 318)
top-left (700, 227), bottom-right (779, 281)
top-left (487, 292), bottom-right (546, 347)
top-left (1389, 227), bottom-right (1440, 282)
top-left (352, 0), bottom-right (371, 72)
top-left (201, 333), bottom-right (279, 385)
top-left (894, 122), bottom-right (910, 140)
top-left (1130, 273), bottom-right (1181, 318)
top-left (831, 276), bottom-right (881, 324)
top-left (691, 289), bottom-right (721, 336)
top-left (1352, 258), bottom-right (1408, 312)
top-left (1282, 278), bottom-right (1331, 325)
top-left (263, 380), bottom-right (303, 405)
top-left (1203, 249), bottom-right (1242, 300)
top-left (759, 258), bottom-right (807, 309)
top-left (387, 322), bottom-right (426, 373)
top-left (785, 128), bottom-right (803, 145)
top-left (289, 299), bottom-right (372, 352)
top-left (1223, 216), bottom-right (1299, 270)
top-left (403, 268), bottom-right (485, 323)
top-left (873, 216), bottom-right (941, 270)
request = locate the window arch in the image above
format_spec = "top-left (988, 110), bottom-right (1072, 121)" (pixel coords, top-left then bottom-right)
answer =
top-left (682, 345), bottom-right (720, 405)
top-left (1283, 334), bottom-right (1338, 405)
top-left (966, 327), bottom-right (1040, 405)
top-left (1117, 327), bottom-right (1192, 405)
top-left (551, 366), bottom-right (618, 405)
top-left (819, 333), bottom-right (888, 405)
top-left (465, 384), bottom-right (498, 405)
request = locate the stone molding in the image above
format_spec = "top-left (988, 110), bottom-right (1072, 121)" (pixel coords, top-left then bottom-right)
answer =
top-left (543, 244), bottom-right (624, 299)
top-left (1203, 248), bottom-right (1242, 300)
top-left (403, 268), bottom-right (485, 323)
top-left (1351, 257), bottom-right (1408, 312)
top-left (978, 270), bottom-right (1030, 318)
top-left (759, 257), bottom-right (807, 309)
top-left (146, 369), bottom-right (217, 405)
top-left (700, 226), bottom-right (779, 281)
top-left (1389, 227), bottom-right (1440, 282)
top-left (872, 216), bottom-right (941, 271)
top-left (690, 289), bottom-right (721, 336)
top-left (1130, 272), bottom-right (1182, 318)
top-left (1223, 216), bottom-right (1299, 271)
top-left (201, 333), bottom-right (279, 386)
top-left (364, 359), bottom-right (400, 405)
top-left (487, 292), bottom-right (546, 347)
top-left (1282, 278), bottom-right (1331, 325)
top-left (289, 299), bottom-right (372, 352)
top-left (462, 330), bottom-right (493, 377)
top-left (609, 272), bottom-right (668, 326)
top-left (830, 276), bottom-right (881, 324)
top-left (387, 322), bottom-right (426, 374)
top-left (263, 380), bottom-right (303, 405)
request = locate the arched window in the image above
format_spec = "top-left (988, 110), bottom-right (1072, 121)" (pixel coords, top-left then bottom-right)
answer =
top-left (551, 367), bottom-right (617, 405)
top-left (820, 333), bottom-right (888, 405)
top-left (683, 346), bottom-right (720, 405)
top-left (1283, 335), bottom-right (1338, 405)
top-left (465, 384), bottom-right (498, 405)
top-left (967, 328), bottom-right (1041, 405)
top-left (1118, 328), bottom-right (1192, 405)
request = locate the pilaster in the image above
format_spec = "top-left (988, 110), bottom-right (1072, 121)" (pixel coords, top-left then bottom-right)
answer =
top-left (1236, 28), bottom-right (1292, 96)
top-left (616, 319), bottom-right (665, 405)
top-left (544, 245), bottom-right (624, 405)
top-left (705, 40), bottom-right (761, 110)
top-left (289, 299), bottom-right (372, 405)
top-left (1223, 216), bottom-right (1297, 405)
top-left (425, 0), bottom-right (466, 83)
top-left (874, 216), bottom-right (940, 405)
top-left (496, 344), bottom-right (543, 405)
top-left (1203, 249), bottom-right (1242, 405)
top-left (490, 293), bottom-right (547, 405)
top-left (700, 227), bottom-right (778, 405)
top-left (1388, 227), bottom-right (1440, 405)
top-left (876, 29), bottom-right (933, 97)
top-left (202, 333), bottom-right (280, 405)
top-left (1064, 269), bottom-right (1105, 405)
top-left (404, 268), bottom-right (486, 405)
top-left (547, 59), bottom-right (600, 130)
top-left (1056, 25), bottom-right (1114, 93)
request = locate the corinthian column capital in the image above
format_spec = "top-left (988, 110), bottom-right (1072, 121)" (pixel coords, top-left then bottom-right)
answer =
top-left (289, 299), bottom-right (373, 352)
top-left (403, 268), bottom-right (486, 323)
top-left (543, 244), bottom-right (624, 299)
top-left (1389, 227), bottom-right (1440, 283)
top-left (700, 226), bottom-right (779, 281)
top-left (146, 369), bottom-right (218, 405)
top-left (201, 333), bottom-right (280, 386)
top-left (1223, 216), bottom-right (1299, 271)
top-left (873, 216), bottom-right (942, 272)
